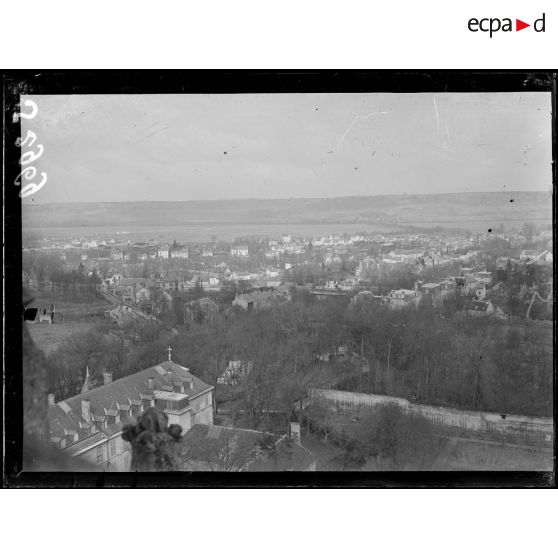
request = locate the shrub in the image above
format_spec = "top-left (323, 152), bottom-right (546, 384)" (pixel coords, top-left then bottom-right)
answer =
top-left (348, 403), bottom-right (440, 470)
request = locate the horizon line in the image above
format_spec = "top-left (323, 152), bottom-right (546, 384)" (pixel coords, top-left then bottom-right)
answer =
top-left (24, 189), bottom-right (552, 205)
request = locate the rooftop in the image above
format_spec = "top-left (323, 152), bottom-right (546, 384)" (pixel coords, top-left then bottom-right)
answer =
top-left (179, 424), bottom-right (316, 471)
top-left (470, 300), bottom-right (490, 311)
top-left (48, 360), bottom-right (212, 453)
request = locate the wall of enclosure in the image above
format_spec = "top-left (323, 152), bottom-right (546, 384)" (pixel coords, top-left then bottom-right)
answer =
top-left (309, 389), bottom-right (553, 445)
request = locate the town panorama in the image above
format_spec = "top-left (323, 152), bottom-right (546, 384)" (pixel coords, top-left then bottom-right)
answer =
top-left (20, 91), bottom-right (553, 474)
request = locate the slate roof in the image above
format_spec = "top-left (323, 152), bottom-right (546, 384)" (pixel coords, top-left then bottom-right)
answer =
top-left (248, 437), bottom-right (316, 472)
top-left (64, 431), bottom-right (106, 456)
top-left (179, 424), bottom-right (274, 471)
top-left (48, 360), bottom-right (213, 453)
top-left (179, 424), bottom-right (316, 471)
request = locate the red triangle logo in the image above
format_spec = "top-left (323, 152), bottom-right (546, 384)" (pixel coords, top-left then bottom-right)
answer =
top-left (516, 19), bottom-right (530, 31)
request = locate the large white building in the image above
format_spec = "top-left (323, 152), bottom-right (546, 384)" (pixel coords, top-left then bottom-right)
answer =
top-left (231, 245), bottom-right (249, 257)
top-left (170, 248), bottom-right (189, 259)
top-left (47, 359), bottom-right (214, 471)
top-left (157, 244), bottom-right (171, 259)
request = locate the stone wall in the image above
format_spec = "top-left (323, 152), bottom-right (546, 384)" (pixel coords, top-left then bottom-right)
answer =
top-left (310, 389), bottom-right (553, 445)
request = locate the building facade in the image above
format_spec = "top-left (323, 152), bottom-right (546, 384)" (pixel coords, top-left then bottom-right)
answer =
top-left (47, 359), bottom-right (215, 471)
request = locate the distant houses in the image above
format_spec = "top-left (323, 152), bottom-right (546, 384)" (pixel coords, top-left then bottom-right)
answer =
top-left (24, 306), bottom-right (56, 324)
top-left (104, 304), bottom-right (136, 325)
top-left (135, 287), bottom-right (151, 304)
top-left (468, 299), bottom-right (495, 317)
top-left (520, 249), bottom-right (539, 261)
top-left (232, 290), bottom-right (274, 311)
top-left (232, 287), bottom-right (291, 311)
top-left (156, 243), bottom-right (189, 259)
top-left (110, 249), bottom-right (124, 261)
top-left (171, 247), bottom-right (189, 259)
top-left (467, 298), bottom-right (507, 319)
top-left (157, 244), bottom-right (171, 259)
top-left (387, 289), bottom-right (420, 309)
top-left (231, 245), bottom-right (249, 257)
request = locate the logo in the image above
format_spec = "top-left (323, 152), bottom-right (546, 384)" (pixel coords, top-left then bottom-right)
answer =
top-left (468, 13), bottom-right (546, 37)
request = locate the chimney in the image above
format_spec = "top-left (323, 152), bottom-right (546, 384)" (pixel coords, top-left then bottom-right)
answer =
top-left (147, 378), bottom-right (154, 389)
top-left (81, 399), bottom-right (91, 422)
top-left (103, 372), bottom-right (113, 385)
top-left (48, 393), bottom-right (55, 406)
top-left (187, 379), bottom-right (194, 390)
top-left (290, 422), bottom-right (301, 444)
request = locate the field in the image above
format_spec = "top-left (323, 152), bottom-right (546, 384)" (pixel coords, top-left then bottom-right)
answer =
top-left (22, 191), bottom-right (552, 242)
top-left (25, 292), bottom-right (112, 355)
top-left (306, 411), bottom-right (553, 471)
top-left (26, 322), bottom-right (101, 355)
top-left (432, 436), bottom-right (553, 471)
top-left (22, 222), bottom-right (404, 244)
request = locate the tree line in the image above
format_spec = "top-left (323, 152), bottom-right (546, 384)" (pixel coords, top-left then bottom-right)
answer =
top-left (46, 292), bottom-right (552, 425)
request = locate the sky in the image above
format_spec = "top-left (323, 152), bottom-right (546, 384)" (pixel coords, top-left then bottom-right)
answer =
top-left (21, 92), bottom-right (552, 204)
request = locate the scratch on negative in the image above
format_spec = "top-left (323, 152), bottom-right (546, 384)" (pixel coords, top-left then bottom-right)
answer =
top-left (336, 111), bottom-right (388, 150)
top-left (433, 97), bottom-right (440, 135)
top-left (134, 126), bottom-right (169, 145)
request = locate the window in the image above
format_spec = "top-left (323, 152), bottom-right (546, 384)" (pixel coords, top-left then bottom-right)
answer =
top-left (109, 439), bottom-right (116, 457)
top-left (96, 446), bottom-right (103, 464)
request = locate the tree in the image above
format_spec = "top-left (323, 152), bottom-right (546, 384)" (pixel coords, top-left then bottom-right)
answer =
top-left (192, 280), bottom-right (205, 298)
top-left (522, 222), bottom-right (535, 241)
top-left (180, 428), bottom-right (259, 472)
top-left (303, 401), bottom-right (339, 442)
top-left (47, 328), bottom-right (111, 399)
top-left (346, 404), bottom-right (439, 470)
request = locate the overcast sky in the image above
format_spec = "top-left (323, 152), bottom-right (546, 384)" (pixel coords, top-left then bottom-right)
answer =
top-left (22, 92), bottom-right (552, 204)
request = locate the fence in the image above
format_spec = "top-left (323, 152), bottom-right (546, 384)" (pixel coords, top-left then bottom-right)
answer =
top-left (309, 389), bottom-right (554, 445)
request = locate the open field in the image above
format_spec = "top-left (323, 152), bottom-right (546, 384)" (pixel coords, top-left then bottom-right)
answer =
top-left (25, 292), bottom-right (112, 354)
top-left (307, 410), bottom-right (553, 471)
top-left (28, 293), bottom-right (112, 320)
top-left (23, 191), bottom-right (551, 241)
top-left (321, 431), bottom-right (553, 471)
top-left (26, 322), bottom-right (101, 355)
top-left (355, 436), bottom-right (553, 471)
top-left (432, 436), bottom-right (553, 471)
top-left (23, 222), bottom-right (404, 244)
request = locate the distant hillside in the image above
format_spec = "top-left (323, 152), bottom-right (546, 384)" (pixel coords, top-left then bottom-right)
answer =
top-left (23, 191), bottom-right (552, 232)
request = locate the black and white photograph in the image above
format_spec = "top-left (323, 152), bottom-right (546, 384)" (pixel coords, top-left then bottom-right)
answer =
top-left (4, 72), bottom-right (555, 485)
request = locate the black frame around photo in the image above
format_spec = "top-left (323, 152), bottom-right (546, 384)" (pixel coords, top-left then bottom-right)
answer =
top-left (3, 70), bottom-right (556, 487)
